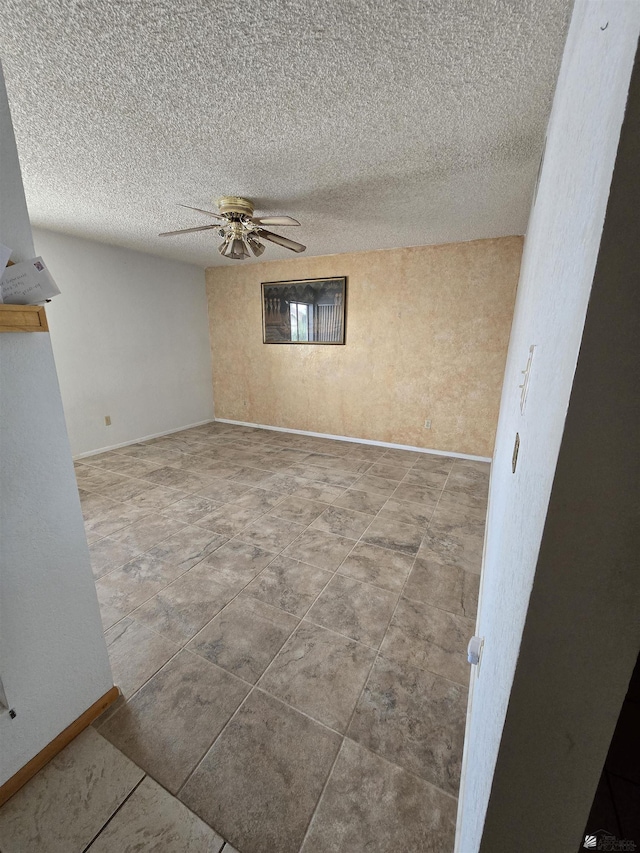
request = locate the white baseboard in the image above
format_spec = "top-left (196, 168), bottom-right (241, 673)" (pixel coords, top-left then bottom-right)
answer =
top-left (72, 419), bottom-right (215, 460)
top-left (214, 418), bottom-right (492, 462)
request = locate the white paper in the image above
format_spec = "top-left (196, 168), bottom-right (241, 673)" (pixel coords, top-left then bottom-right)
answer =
top-left (0, 256), bottom-right (61, 305)
top-left (0, 243), bottom-right (11, 273)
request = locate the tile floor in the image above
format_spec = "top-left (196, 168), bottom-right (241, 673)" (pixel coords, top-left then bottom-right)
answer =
top-left (0, 422), bottom-right (488, 853)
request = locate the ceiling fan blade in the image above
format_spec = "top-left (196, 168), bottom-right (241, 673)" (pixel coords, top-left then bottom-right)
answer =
top-left (178, 204), bottom-right (225, 220)
top-left (257, 229), bottom-right (306, 253)
top-left (159, 224), bottom-right (219, 237)
top-left (252, 215), bottom-right (300, 227)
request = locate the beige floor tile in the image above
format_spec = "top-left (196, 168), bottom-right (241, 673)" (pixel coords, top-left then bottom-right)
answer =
top-left (420, 519), bottom-right (484, 573)
top-left (197, 479), bottom-right (251, 502)
top-left (105, 617), bottom-right (180, 698)
top-left (269, 495), bottom-right (327, 525)
top-left (380, 597), bottom-right (474, 685)
top-left (0, 728), bottom-right (143, 853)
top-left (188, 594), bottom-right (298, 683)
top-left (132, 570), bottom-right (236, 644)
top-left (366, 462), bottom-right (408, 482)
top-left (331, 488), bottom-right (388, 514)
top-left (109, 513), bottom-right (186, 554)
top-left (230, 487), bottom-right (284, 513)
top-left (289, 480), bottom-right (347, 503)
top-left (195, 503), bottom-right (264, 537)
top-left (79, 426), bottom-right (482, 852)
top-left (91, 455), bottom-right (163, 479)
top-left (351, 473), bottom-right (398, 496)
top-left (307, 575), bottom-right (398, 648)
top-left (360, 516), bottom-right (424, 556)
top-left (300, 738), bottom-right (457, 853)
top-left (390, 482), bottom-right (441, 508)
top-left (235, 515), bottom-right (306, 552)
top-left (245, 555), bottom-right (332, 616)
top-left (283, 528), bottom-right (355, 571)
top-left (301, 452), bottom-right (348, 469)
top-left (260, 621), bottom-right (376, 732)
top-left (95, 553), bottom-right (185, 615)
top-left (75, 467), bottom-right (130, 493)
top-left (412, 454), bottom-right (455, 473)
top-left (190, 459), bottom-right (244, 479)
top-left (124, 485), bottom-right (189, 511)
top-left (165, 452), bottom-right (219, 474)
top-left (160, 495), bottom-right (223, 525)
top-left (337, 542), bottom-right (414, 593)
top-left (180, 690), bottom-right (341, 853)
top-left (143, 466), bottom-right (216, 493)
top-left (380, 448), bottom-right (423, 467)
top-left (304, 454), bottom-right (371, 474)
top-left (250, 453), bottom-right (296, 473)
top-left (377, 496), bottom-right (435, 529)
top-left (287, 464), bottom-right (358, 489)
top-left (437, 485), bottom-right (488, 513)
top-left (445, 465), bottom-right (490, 499)
top-left (99, 600), bottom-right (128, 631)
top-left (146, 525), bottom-right (227, 572)
top-left (404, 556), bottom-right (480, 617)
top-left (402, 467), bottom-right (450, 489)
top-left (83, 502), bottom-right (153, 543)
top-left (98, 477), bottom-right (156, 503)
top-left (77, 451), bottom-right (124, 469)
top-left (88, 536), bottom-right (140, 579)
top-left (311, 505), bottom-right (374, 540)
top-left (230, 466), bottom-right (276, 487)
top-left (259, 472), bottom-right (316, 495)
top-left (79, 489), bottom-right (119, 519)
top-left (100, 651), bottom-right (249, 794)
top-left (86, 776), bottom-right (224, 853)
top-left (343, 445), bottom-right (386, 462)
top-left (430, 499), bottom-right (487, 526)
top-left (197, 540), bottom-right (276, 592)
top-left (347, 654), bottom-right (467, 794)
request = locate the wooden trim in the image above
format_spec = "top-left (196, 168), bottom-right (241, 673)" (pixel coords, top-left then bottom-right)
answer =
top-left (0, 304), bottom-right (49, 333)
top-left (0, 686), bottom-right (120, 807)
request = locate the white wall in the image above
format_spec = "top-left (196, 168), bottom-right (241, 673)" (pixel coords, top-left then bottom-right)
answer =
top-left (34, 229), bottom-right (213, 456)
top-left (0, 63), bottom-right (113, 785)
top-left (456, 4), bottom-right (640, 851)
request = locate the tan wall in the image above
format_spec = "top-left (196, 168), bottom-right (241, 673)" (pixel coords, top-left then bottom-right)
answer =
top-left (206, 236), bottom-right (522, 458)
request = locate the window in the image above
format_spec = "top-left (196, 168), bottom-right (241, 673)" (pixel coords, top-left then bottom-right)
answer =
top-left (290, 302), bottom-right (313, 342)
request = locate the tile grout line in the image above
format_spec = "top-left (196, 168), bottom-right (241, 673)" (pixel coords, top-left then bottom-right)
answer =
top-left (79, 774), bottom-right (147, 853)
top-left (169, 458), bottom-right (417, 800)
top-left (98, 445), bottom-right (444, 639)
top-left (96, 445), bottom-right (449, 638)
top-left (255, 456), bottom-right (449, 851)
top-left (89, 427), bottom-right (484, 846)
top-left (297, 460), bottom-right (470, 851)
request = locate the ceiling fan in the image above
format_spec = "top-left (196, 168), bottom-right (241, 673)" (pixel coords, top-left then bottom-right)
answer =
top-left (159, 196), bottom-right (306, 260)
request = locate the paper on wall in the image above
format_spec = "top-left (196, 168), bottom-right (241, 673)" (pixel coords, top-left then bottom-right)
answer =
top-left (0, 256), bottom-right (61, 304)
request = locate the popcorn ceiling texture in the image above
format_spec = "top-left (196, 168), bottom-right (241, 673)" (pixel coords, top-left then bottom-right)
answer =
top-left (1, 1), bottom-right (570, 268)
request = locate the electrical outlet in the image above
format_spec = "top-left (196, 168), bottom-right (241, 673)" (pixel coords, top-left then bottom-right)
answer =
top-left (105, 415), bottom-right (111, 426)
top-left (424, 419), bottom-right (432, 429)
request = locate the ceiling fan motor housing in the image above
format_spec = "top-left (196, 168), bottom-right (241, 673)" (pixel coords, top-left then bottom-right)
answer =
top-left (217, 196), bottom-right (255, 218)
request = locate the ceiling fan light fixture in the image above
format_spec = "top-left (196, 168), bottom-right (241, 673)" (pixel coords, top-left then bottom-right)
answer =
top-left (246, 234), bottom-right (265, 257)
top-left (160, 197), bottom-right (305, 260)
top-left (228, 237), bottom-right (250, 259)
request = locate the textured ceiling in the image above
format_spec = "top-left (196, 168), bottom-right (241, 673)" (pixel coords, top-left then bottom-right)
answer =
top-left (1, 0), bottom-right (572, 268)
